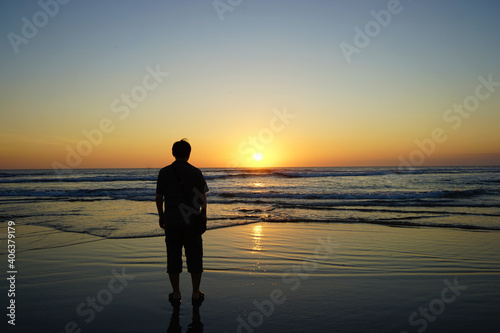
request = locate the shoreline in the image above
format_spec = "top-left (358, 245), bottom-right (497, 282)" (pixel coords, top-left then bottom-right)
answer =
top-left (1, 222), bottom-right (500, 332)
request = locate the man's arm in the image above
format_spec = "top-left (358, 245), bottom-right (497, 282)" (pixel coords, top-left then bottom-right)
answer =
top-left (156, 193), bottom-right (165, 229)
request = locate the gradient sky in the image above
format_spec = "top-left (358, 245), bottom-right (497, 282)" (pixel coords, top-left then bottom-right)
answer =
top-left (1, 0), bottom-right (499, 169)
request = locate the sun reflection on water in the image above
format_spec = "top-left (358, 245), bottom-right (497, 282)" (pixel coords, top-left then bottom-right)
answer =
top-left (251, 224), bottom-right (263, 251)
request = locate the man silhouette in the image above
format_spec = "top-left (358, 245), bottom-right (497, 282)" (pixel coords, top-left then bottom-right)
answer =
top-left (156, 139), bottom-right (208, 304)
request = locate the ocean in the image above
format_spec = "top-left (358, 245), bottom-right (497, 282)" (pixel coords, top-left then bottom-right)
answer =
top-left (1, 166), bottom-right (499, 238)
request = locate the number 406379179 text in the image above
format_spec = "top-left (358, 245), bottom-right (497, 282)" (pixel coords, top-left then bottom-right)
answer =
top-left (7, 220), bottom-right (17, 326)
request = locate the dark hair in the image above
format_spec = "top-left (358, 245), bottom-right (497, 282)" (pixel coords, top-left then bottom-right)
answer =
top-left (172, 139), bottom-right (191, 159)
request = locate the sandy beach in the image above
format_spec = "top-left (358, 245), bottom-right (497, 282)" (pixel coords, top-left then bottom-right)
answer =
top-left (1, 222), bottom-right (500, 333)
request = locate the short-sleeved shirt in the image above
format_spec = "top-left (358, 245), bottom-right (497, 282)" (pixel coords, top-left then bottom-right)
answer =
top-left (156, 161), bottom-right (208, 226)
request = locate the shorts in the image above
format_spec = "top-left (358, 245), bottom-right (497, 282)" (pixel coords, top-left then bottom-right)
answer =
top-left (165, 224), bottom-right (203, 274)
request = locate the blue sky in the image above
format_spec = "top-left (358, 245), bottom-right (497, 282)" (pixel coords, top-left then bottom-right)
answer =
top-left (1, 0), bottom-right (499, 168)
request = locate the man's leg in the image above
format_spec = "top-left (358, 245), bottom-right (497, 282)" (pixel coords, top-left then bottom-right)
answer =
top-left (165, 227), bottom-right (183, 300)
top-left (191, 272), bottom-right (202, 300)
top-left (169, 273), bottom-right (181, 300)
top-left (186, 233), bottom-right (203, 300)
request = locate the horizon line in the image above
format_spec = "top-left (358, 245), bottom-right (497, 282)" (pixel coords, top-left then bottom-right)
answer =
top-left (1, 164), bottom-right (500, 171)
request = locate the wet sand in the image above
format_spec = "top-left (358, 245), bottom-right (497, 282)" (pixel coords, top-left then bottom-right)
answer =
top-left (1, 222), bottom-right (499, 332)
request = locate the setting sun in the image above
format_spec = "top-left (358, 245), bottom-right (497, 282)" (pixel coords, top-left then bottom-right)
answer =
top-left (253, 152), bottom-right (263, 162)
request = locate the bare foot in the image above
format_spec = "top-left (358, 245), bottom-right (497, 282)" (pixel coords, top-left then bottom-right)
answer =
top-left (169, 291), bottom-right (181, 302)
top-left (192, 291), bottom-right (204, 301)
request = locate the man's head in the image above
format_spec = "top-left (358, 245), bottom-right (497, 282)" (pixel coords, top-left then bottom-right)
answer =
top-left (172, 139), bottom-right (191, 160)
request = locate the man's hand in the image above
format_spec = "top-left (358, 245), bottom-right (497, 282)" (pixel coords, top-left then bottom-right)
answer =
top-left (156, 193), bottom-right (165, 229)
top-left (159, 215), bottom-right (165, 229)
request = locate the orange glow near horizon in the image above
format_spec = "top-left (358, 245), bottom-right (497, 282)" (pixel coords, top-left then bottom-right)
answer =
top-left (1, 129), bottom-right (500, 169)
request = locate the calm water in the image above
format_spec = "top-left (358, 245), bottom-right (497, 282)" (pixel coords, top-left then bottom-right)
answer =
top-left (1, 166), bottom-right (499, 238)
